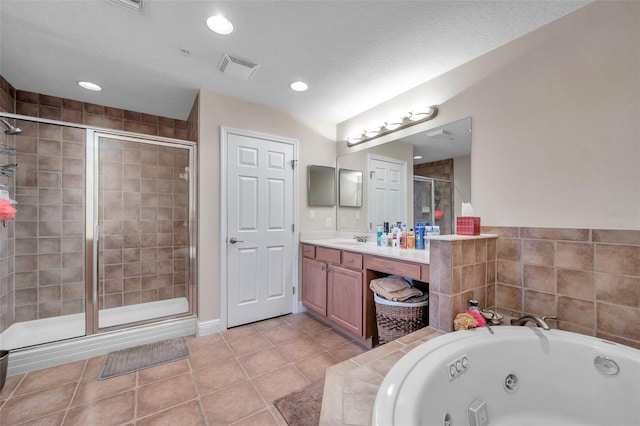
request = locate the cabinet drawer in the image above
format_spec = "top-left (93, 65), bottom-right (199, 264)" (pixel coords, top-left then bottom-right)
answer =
top-left (302, 244), bottom-right (316, 258)
top-left (340, 251), bottom-right (363, 270)
top-left (365, 256), bottom-right (422, 280)
top-left (316, 246), bottom-right (341, 264)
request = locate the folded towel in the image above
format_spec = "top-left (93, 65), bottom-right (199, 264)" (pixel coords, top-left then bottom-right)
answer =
top-left (369, 279), bottom-right (423, 302)
top-left (370, 276), bottom-right (409, 293)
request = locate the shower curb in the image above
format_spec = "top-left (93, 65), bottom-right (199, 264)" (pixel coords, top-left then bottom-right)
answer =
top-left (5, 316), bottom-right (197, 376)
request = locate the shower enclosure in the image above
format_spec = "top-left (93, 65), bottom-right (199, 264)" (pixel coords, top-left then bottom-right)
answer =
top-left (0, 115), bottom-right (197, 351)
top-left (413, 176), bottom-right (453, 234)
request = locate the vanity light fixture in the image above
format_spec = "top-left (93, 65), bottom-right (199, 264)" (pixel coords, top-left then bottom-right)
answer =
top-left (345, 105), bottom-right (438, 147)
top-left (207, 15), bottom-right (234, 35)
top-left (77, 81), bottom-right (102, 91)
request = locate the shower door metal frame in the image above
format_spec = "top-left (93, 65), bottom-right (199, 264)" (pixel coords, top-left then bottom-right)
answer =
top-left (87, 130), bottom-right (198, 335)
top-left (0, 112), bottom-right (198, 343)
top-left (413, 175), bottom-right (453, 229)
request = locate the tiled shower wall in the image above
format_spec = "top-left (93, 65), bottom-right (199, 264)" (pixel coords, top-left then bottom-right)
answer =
top-left (0, 75), bottom-right (198, 331)
top-left (14, 121), bottom-right (87, 321)
top-left (98, 137), bottom-right (190, 309)
top-left (485, 226), bottom-right (640, 349)
top-left (15, 91), bottom-right (194, 142)
top-left (0, 75), bottom-right (16, 332)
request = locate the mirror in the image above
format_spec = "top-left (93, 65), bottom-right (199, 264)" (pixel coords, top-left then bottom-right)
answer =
top-left (339, 169), bottom-right (363, 207)
top-left (308, 165), bottom-right (336, 206)
top-left (336, 117), bottom-right (471, 234)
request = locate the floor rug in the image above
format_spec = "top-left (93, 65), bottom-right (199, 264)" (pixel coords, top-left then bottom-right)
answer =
top-left (274, 378), bottom-right (324, 426)
top-left (97, 337), bottom-right (190, 380)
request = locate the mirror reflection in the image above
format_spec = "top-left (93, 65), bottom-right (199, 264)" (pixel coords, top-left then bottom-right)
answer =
top-left (336, 117), bottom-right (471, 234)
top-left (339, 169), bottom-right (363, 207)
top-left (308, 165), bottom-right (336, 207)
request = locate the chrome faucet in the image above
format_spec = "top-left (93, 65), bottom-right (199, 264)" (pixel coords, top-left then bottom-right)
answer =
top-left (353, 234), bottom-right (369, 243)
top-left (510, 315), bottom-right (554, 331)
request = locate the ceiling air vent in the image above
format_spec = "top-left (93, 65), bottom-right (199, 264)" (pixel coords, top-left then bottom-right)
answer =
top-left (109, 0), bottom-right (143, 13)
top-left (217, 53), bottom-right (260, 80)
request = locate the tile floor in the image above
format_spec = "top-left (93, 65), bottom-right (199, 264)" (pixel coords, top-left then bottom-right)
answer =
top-left (0, 312), bottom-right (368, 425)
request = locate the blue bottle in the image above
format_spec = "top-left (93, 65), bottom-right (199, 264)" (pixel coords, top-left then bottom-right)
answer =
top-left (415, 223), bottom-right (425, 249)
top-left (376, 226), bottom-right (383, 246)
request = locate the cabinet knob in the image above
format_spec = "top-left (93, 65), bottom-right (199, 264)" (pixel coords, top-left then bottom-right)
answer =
top-left (387, 265), bottom-right (395, 270)
top-left (346, 258), bottom-right (353, 263)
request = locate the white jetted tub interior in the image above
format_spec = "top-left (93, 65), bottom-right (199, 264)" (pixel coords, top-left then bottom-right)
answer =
top-left (372, 327), bottom-right (640, 426)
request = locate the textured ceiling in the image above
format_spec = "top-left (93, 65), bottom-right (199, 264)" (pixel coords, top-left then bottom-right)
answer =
top-left (0, 0), bottom-right (590, 126)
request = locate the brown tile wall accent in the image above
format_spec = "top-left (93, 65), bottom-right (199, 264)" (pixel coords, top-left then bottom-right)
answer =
top-left (15, 91), bottom-right (196, 142)
top-left (484, 226), bottom-right (640, 349)
top-left (186, 93), bottom-right (199, 143)
top-left (428, 236), bottom-right (497, 332)
top-left (0, 76), bottom-right (16, 333)
top-left (98, 139), bottom-right (190, 309)
top-left (0, 75), bottom-right (16, 114)
top-left (13, 120), bottom-right (87, 321)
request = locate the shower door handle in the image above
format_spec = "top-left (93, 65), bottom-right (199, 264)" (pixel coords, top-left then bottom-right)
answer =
top-left (229, 237), bottom-right (243, 244)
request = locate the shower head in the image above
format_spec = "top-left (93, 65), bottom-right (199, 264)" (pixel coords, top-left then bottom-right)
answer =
top-left (0, 118), bottom-right (22, 135)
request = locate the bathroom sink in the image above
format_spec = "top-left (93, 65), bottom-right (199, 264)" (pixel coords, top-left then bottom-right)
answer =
top-left (330, 241), bottom-right (364, 246)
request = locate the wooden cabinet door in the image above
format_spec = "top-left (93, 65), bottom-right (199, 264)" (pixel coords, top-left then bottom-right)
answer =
top-left (327, 265), bottom-right (363, 337)
top-left (302, 257), bottom-right (327, 316)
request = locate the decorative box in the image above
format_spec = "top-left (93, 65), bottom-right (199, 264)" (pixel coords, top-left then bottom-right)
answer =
top-left (456, 217), bottom-right (481, 236)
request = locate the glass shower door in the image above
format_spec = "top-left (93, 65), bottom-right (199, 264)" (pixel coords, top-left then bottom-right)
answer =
top-left (94, 133), bottom-right (194, 330)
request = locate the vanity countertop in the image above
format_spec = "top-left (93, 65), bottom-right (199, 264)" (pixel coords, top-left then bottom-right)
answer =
top-left (300, 234), bottom-right (497, 265)
top-left (300, 239), bottom-right (430, 264)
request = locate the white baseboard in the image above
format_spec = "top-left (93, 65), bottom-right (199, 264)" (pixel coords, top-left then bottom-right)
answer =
top-left (197, 318), bottom-right (224, 336)
top-left (296, 301), bottom-right (308, 313)
top-left (7, 316), bottom-right (197, 376)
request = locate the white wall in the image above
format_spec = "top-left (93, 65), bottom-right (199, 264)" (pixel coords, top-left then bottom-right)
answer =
top-left (337, 1), bottom-right (640, 230)
top-left (198, 91), bottom-right (335, 323)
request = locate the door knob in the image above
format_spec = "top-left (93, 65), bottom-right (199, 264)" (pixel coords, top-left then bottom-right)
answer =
top-left (229, 237), bottom-right (244, 244)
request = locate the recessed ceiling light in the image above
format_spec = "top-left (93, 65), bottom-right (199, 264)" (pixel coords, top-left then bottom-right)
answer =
top-left (77, 81), bottom-right (102, 91)
top-left (207, 15), bottom-right (234, 35)
top-left (413, 155), bottom-right (423, 160)
top-left (290, 81), bottom-right (308, 92)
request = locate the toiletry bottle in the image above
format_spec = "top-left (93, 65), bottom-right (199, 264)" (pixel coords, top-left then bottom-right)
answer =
top-left (383, 222), bottom-right (389, 234)
top-left (415, 223), bottom-right (424, 250)
top-left (381, 232), bottom-right (388, 246)
top-left (407, 228), bottom-right (415, 249)
top-left (376, 226), bottom-right (383, 246)
top-left (468, 299), bottom-right (479, 311)
top-left (400, 225), bottom-right (407, 249)
top-left (424, 226), bottom-right (432, 251)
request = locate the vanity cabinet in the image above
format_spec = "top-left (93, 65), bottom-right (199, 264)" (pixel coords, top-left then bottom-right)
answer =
top-left (327, 262), bottom-right (364, 337)
top-left (302, 257), bottom-right (328, 316)
top-left (302, 244), bottom-right (366, 340)
top-left (301, 242), bottom-right (430, 347)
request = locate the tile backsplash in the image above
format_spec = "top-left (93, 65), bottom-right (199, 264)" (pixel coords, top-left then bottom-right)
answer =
top-left (485, 226), bottom-right (640, 349)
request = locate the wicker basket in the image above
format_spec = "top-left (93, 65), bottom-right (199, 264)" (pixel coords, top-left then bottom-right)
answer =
top-left (374, 293), bottom-right (429, 344)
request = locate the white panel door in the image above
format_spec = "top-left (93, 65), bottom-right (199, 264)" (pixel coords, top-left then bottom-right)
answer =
top-left (226, 131), bottom-right (295, 327)
top-left (368, 156), bottom-right (407, 231)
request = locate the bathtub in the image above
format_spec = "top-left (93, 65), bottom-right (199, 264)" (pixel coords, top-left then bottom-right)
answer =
top-left (372, 326), bottom-right (640, 426)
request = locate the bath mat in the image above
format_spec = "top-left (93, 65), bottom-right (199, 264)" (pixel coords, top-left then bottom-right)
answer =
top-left (274, 378), bottom-right (324, 426)
top-left (98, 337), bottom-right (190, 380)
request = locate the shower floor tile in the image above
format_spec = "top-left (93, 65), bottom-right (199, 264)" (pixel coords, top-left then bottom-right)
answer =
top-left (0, 312), bottom-right (365, 425)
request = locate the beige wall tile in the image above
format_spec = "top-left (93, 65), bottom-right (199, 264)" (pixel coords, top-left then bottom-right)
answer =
top-left (595, 273), bottom-right (640, 308)
top-left (595, 244), bottom-right (640, 276)
top-left (523, 264), bottom-right (556, 293)
top-left (557, 269), bottom-right (595, 300)
top-left (556, 241), bottom-right (594, 271)
top-left (557, 296), bottom-right (595, 329)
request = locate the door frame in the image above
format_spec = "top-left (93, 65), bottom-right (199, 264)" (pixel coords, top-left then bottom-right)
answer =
top-left (219, 126), bottom-right (299, 330)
